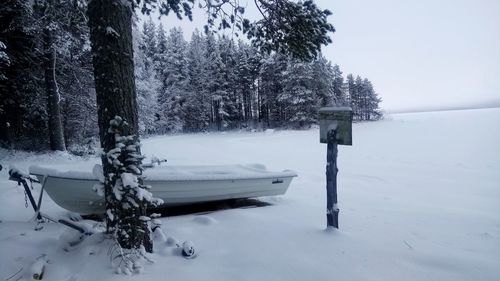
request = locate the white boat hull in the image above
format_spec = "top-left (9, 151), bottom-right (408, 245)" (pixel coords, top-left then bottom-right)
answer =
top-left (30, 164), bottom-right (297, 215)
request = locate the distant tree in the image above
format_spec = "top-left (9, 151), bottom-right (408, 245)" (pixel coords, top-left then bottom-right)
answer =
top-left (0, 41), bottom-right (9, 81)
top-left (311, 55), bottom-right (334, 107)
top-left (234, 41), bottom-right (259, 126)
top-left (245, 47), bottom-right (263, 123)
top-left (1, 0), bottom-right (94, 150)
top-left (154, 22), bottom-right (167, 78)
top-left (203, 33), bottom-right (228, 130)
top-left (157, 27), bottom-right (189, 133)
top-left (362, 78), bottom-right (382, 120)
top-left (354, 75), bottom-right (364, 120)
top-left (281, 60), bottom-right (317, 127)
top-left (218, 37), bottom-right (240, 128)
top-left (32, 0), bottom-right (86, 151)
top-left (345, 74), bottom-right (382, 121)
top-left (1, 1), bottom-right (43, 149)
top-left (134, 24), bottom-right (160, 135)
top-left (331, 64), bottom-right (346, 106)
top-left (184, 30), bottom-right (211, 131)
top-left (0, 39), bottom-right (12, 147)
top-left (54, 4), bottom-right (96, 149)
top-left (58, 44), bottom-right (97, 149)
top-left (346, 74), bottom-right (359, 120)
top-left (259, 53), bottom-right (287, 127)
top-left (140, 18), bottom-right (157, 73)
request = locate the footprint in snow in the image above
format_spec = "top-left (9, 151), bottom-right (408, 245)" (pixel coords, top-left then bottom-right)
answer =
top-left (193, 215), bottom-right (218, 225)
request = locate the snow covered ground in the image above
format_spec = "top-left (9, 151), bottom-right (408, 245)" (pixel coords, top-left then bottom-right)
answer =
top-left (1, 108), bottom-right (499, 281)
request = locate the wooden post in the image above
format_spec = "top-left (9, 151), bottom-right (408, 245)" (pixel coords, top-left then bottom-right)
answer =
top-left (326, 129), bottom-right (339, 228)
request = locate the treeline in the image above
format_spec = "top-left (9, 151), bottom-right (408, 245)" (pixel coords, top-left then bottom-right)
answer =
top-left (135, 19), bottom-right (382, 135)
top-left (0, 2), bottom-right (381, 151)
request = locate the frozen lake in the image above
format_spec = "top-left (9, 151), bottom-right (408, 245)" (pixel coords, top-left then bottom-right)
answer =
top-left (1, 107), bottom-right (499, 281)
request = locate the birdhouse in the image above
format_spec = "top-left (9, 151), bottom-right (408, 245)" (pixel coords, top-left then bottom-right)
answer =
top-left (319, 107), bottom-right (353, 145)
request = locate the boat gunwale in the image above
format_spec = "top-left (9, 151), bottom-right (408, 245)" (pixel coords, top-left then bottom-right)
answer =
top-left (31, 173), bottom-right (297, 183)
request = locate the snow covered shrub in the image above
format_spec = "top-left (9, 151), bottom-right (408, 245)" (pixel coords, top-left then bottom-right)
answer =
top-left (67, 137), bottom-right (99, 157)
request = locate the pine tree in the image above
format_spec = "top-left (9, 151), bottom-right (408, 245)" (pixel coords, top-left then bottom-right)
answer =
top-left (218, 37), bottom-right (239, 129)
top-left (258, 53), bottom-right (287, 127)
top-left (346, 74), bottom-right (359, 120)
top-left (204, 33), bottom-right (227, 131)
top-left (346, 74), bottom-right (383, 121)
top-left (362, 78), bottom-right (382, 120)
top-left (156, 27), bottom-right (189, 133)
top-left (1, 0), bottom-right (94, 150)
top-left (331, 64), bottom-right (347, 106)
top-left (54, 2), bottom-right (97, 149)
top-left (184, 30), bottom-right (211, 131)
top-left (6, 0), bottom-right (97, 151)
top-left (0, 40), bottom-right (9, 82)
top-left (0, 0), bottom-right (46, 149)
top-left (354, 75), bottom-right (364, 120)
top-left (58, 45), bottom-right (97, 150)
top-left (311, 55), bottom-right (334, 107)
top-left (246, 47), bottom-right (263, 125)
top-left (33, 0), bottom-right (85, 151)
top-left (245, 0), bottom-right (335, 61)
top-left (0, 40), bottom-right (10, 147)
top-left (234, 41), bottom-right (257, 127)
top-left (140, 18), bottom-right (157, 73)
top-left (154, 22), bottom-right (167, 86)
top-left (134, 24), bottom-right (160, 135)
top-left (280, 59), bottom-right (317, 127)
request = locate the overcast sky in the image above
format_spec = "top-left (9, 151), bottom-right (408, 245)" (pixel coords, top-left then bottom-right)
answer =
top-left (149, 0), bottom-right (500, 111)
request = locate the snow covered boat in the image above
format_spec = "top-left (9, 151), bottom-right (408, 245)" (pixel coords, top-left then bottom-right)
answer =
top-left (29, 164), bottom-right (297, 215)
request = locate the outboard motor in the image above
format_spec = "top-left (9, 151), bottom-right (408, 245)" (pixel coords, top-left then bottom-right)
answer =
top-left (7, 166), bottom-right (38, 183)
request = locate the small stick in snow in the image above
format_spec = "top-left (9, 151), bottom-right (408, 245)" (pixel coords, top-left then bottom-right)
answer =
top-left (403, 240), bottom-right (414, 250)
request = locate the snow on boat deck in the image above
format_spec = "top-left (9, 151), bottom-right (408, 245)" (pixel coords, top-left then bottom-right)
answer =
top-left (29, 164), bottom-right (298, 181)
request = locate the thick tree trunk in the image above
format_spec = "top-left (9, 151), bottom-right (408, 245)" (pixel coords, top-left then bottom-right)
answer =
top-left (87, 0), bottom-right (151, 252)
top-left (43, 28), bottom-right (66, 151)
top-left (87, 0), bottom-right (138, 143)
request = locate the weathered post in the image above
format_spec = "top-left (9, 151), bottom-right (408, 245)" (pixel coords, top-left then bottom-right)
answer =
top-left (326, 129), bottom-right (339, 227)
top-left (319, 107), bottom-right (353, 229)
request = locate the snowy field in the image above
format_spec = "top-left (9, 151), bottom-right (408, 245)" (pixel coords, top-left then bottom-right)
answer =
top-left (1, 108), bottom-right (499, 281)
